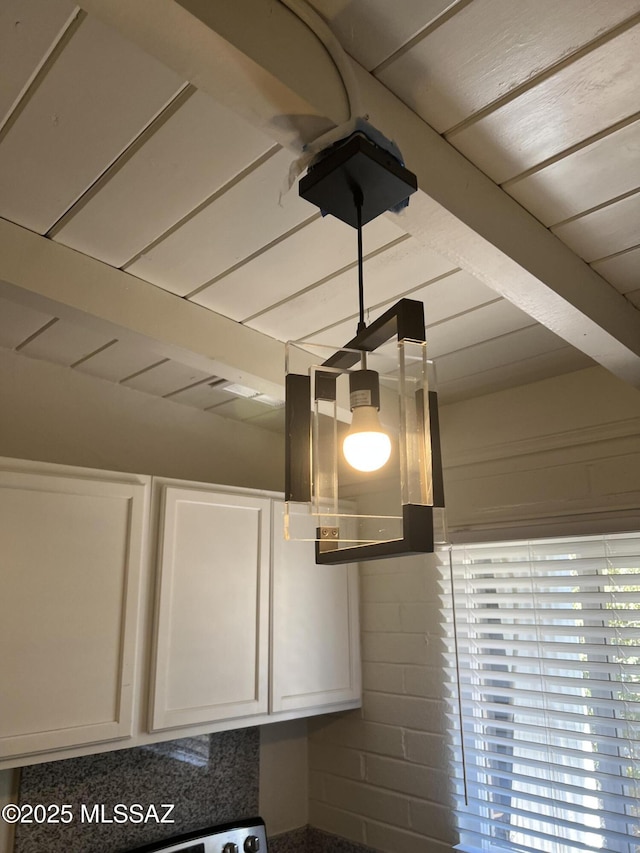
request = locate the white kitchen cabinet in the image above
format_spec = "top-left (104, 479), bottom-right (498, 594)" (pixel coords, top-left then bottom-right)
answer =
top-left (0, 459), bottom-right (148, 761)
top-left (150, 487), bottom-right (360, 731)
top-left (0, 462), bottom-right (361, 768)
top-left (270, 502), bottom-right (361, 713)
top-left (149, 485), bottom-right (271, 731)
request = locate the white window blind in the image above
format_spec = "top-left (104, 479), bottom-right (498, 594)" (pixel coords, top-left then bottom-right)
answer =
top-left (443, 533), bottom-right (640, 853)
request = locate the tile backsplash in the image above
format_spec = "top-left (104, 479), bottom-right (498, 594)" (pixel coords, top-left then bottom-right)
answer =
top-left (14, 729), bottom-right (259, 853)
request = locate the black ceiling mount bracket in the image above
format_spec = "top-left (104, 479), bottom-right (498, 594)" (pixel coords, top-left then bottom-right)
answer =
top-left (298, 134), bottom-right (417, 228)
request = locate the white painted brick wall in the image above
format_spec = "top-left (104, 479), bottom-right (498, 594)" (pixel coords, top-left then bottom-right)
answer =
top-left (308, 551), bottom-right (457, 853)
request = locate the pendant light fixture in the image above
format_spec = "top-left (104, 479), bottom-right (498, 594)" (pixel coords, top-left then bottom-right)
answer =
top-left (285, 132), bottom-right (446, 563)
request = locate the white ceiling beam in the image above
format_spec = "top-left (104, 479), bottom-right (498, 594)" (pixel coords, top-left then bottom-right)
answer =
top-left (77, 0), bottom-right (640, 387)
top-left (0, 218), bottom-right (287, 398)
top-left (355, 65), bottom-right (640, 388)
top-left (78, 0), bottom-right (348, 150)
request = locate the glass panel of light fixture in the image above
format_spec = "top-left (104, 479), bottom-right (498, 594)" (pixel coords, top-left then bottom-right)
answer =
top-left (285, 339), bottom-right (437, 548)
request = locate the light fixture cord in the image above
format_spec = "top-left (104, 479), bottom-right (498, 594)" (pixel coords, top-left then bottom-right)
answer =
top-left (355, 189), bottom-right (366, 336)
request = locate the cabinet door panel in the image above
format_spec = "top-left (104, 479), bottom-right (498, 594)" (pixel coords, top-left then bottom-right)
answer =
top-left (150, 487), bottom-right (270, 730)
top-left (271, 503), bottom-right (361, 712)
top-left (0, 470), bottom-right (146, 759)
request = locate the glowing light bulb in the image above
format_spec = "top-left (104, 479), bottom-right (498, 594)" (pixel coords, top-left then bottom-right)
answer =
top-left (343, 405), bottom-right (392, 472)
top-left (342, 367), bottom-right (391, 472)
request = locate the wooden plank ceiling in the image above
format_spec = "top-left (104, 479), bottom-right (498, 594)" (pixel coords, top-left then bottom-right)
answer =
top-left (0, 0), bottom-right (638, 429)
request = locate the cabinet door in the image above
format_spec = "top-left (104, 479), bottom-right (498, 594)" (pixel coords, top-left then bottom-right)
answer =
top-left (0, 467), bottom-right (147, 760)
top-left (150, 487), bottom-right (270, 731)
top-left (270, 502), bottom-right (361, 713)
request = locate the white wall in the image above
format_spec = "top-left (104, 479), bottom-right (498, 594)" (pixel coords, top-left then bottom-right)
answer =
top-left (309, 550), bottom-right (454, 853)
top-left (307, 366), bottom-right (640, 853)
top-left (440, 365), bottom-right (640, 537)
top-left (0, 347), bottom-right (283, 490)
